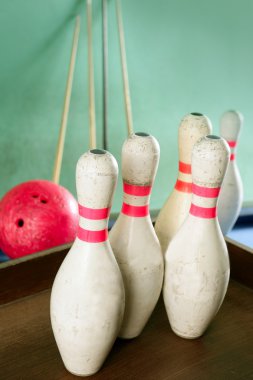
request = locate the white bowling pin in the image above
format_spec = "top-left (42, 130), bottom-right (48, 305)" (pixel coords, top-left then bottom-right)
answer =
top-left (50, 149), bottom-right (125, 376)
top-left (109, 132), bottom-right (164, 339)
top-left (155, 113), bottom-right (212, 253)
top-left (218, 110), bottom-right (243, 235)
top-left (163, 135), bottom-right (230, 339)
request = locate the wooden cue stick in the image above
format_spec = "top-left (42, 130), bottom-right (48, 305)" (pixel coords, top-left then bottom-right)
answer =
top-left (116, 0), bottom-right (134, 136)
top-left (52, 16), bottom-right (81, 184)
top-left (87, 0), bottom-right (97, 149)
top-left (102, 0), bottom-right (108, 150)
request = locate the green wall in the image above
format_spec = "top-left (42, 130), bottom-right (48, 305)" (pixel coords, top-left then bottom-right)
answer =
top-left (0, 0), bottom-right (253, 213)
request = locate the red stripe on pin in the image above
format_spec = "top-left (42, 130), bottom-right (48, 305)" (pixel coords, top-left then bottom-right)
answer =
top-left (230, 153), bottom-right (235, 161)
top-left (121, 202), bottom-right (149, 217)
top-left (78, 205), bottom-right (110, 220)
top-left (228, 140), bottom-right (237, 148)
top-left (190, 203), bottom-right (217, 218)
top-left (192, 184), bottom-right (220, 198)
top-left (179, 161), bottom-right (191, 174)
top-left (77, 226), bottom-right (108, 243)
top-left (123, 183), bottom-right (151, 196)
top-left (175, 179), bottom-right (192, 193)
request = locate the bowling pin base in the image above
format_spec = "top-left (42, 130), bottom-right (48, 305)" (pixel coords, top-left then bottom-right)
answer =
top-left (65, 365), bottom-right (102, 377)
top-left (118, 334), bottom-right (139, 340)
top-left (118, 315), bottom-right (151, 339)
top-left (118, 328), bottom-right (143, 340)
top-left (171, 326), bottom-right (203, 340)
top-left (66, 368), bottom-right (99, 377)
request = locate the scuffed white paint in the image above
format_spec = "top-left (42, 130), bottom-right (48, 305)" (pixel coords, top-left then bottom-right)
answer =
top-left (155, 113), bottom-right (212, 253)
top-left (50, 150), bottom-right (125, 376)
top-left (218, 110), bottom-right (243, 235)
top-left (110, 133), bottom-right (164, 339)
top-left (163, 136), bottom-right (230, 339)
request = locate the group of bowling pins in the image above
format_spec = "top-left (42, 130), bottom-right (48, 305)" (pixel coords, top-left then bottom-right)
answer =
top-left (50, 110), bottom-right (243, 376)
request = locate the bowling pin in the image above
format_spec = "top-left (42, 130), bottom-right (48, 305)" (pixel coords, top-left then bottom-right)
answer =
top-left (163, 135), bottom-right (230, 339)
top-left (218, 110), bottom-right (243, 235)
top-left (155, 113), bottom-right (212, 253)
top-left (50, 149), bottom-right (125, 376)
top-left (109, 132), bottom-right (164, 339)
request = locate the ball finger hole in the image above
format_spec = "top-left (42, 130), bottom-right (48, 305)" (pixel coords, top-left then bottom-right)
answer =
top-left (16, 219), bottom-right (24, 228)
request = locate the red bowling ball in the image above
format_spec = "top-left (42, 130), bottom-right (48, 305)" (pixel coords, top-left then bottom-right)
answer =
top-left (0, 180), bottom-right (79, 259)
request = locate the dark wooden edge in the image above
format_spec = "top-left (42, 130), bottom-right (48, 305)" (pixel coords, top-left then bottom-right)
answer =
top-left (0, 244), bottom-right (71, 305)
top-left (225, 237), bottom-right (253, 289)
top-left (0, 212), bottom-right (252, 306)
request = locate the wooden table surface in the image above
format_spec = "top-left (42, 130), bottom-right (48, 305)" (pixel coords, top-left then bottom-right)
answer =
top-left (0, 280), bottom-right (252, 380)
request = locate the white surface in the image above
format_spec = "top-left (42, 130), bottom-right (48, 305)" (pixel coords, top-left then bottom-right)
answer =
top-left (218, 110), bottom-right (243, 235)
top-left (155, 113), bottom-right (212, 253)
top-left (163, 136), bottom-right (230, 339)
top-left (110, 133), bottom-right (164, 339)
top-left (50, 150), bottom-right (125, 376)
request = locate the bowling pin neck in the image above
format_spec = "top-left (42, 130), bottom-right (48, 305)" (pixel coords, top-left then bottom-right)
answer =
top-left (190, 184), bottom-right (220, 219)
top-left (227, 140), bottom-right (237, 162)
top-left (220, 110), bottom-right (243, 163)
top-left (189, 135), bottom-right (230, 220)
top-left (178, 113), bottom-right (212, 163)
top-left (76, 149), bottom-right (118, 209)
top-left (192, 135), bottom-right (230, 188)
top-left (122, 133), bottom-right (160, 186)
top-left (175, 161), bottom-right (192, 193)
top-left (75, 149), bottom-right (118, 244)
top-left (220, 110), bottom-right (243, 141)
top-left (77, 204), bottom-right (110, 243)
top-left (175, 113), bottom-right (212, 193)
top-left (121, 182), bottom-right (151, 217)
